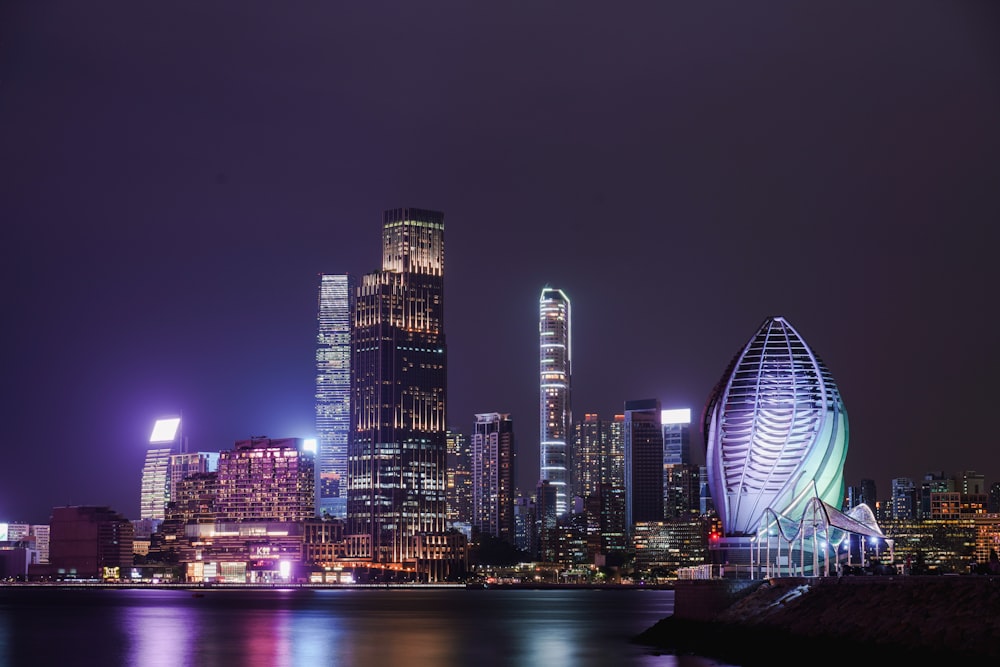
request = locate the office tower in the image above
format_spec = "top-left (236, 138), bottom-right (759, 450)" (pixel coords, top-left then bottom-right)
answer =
top-left (5, 523), bottom-right (29, 540)
top-left (30, 525), bottom-right (50, 564)
top-left (661, 408), bottom-right (692, 466)
top-left (989, 482), bottom-right (1000, 514)
top-left (348, 208), bottom-right (448, 564)
top-left (513, 495), bottom-right (535, 554)
top-left (891, 477), bottom-right (916, 520)
top-left (607, 414), bottom-right (625, 489)
top-left (704, 316), bottom-right (848, 536)
top-left (919, 472), bottom-right (952, 519)
top-left (168, 452), bottom-right (219, 504)
top-left (140, 449), bottom-right (171, 520)
top-left (216, 437), bottom-right (315, 522)
top-left (535, 480), bottom-right (558, 561)
top-left (624, 399), bottom-right (663, 527)
top-left (664, 463), bottom-right (701, 519)
top-left (446, 429), bottom-right (473, 525)
top-left (859, 479), bottom-right (878, 509)
top-left (140, 417), bottom-right (182, 521)
top-left (167, 472), bottom-right (219, 524)
top-left (471, 413), bottom-right (515, 544)
top-left (572, 413), bottom-right (604, 500)
top-left (316, 273), bottom-right (354, 519)
top-left (963, 471), bottom-right (986, 496)
top-left (539, 287), bottom-right (571, 517)
top-left (698, 465), bottom-right (713, 515)
top-left (595, 483), bottom-right (627, 556)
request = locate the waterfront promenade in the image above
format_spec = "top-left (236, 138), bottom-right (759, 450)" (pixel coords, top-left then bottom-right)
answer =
top-left (636, 575), bottom-right (1000, 663)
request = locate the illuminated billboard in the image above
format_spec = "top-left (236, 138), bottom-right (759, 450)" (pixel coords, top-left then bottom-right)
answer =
top-left (149, 417), bottom-right (181, 444)
top-left (661, 408), bottom-right (691, 425)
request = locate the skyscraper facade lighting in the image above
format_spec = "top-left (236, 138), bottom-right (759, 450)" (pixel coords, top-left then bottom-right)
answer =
top-left (140, 417), bottom-right (182, 521)
top-left (316, 273), bottom-right (354, 519)
top-left (471, 413), bottom-right (515, 544)
top-left (216, 437), bottom-right (315, 522)
top-left (704, 316), bottom-right (848, 536)
top-left (661, 408), bottom-right (692, 466)
top-left (539, 287), bottom-right (571, 517)
top-left (348, 208), bottom-right (448, 564)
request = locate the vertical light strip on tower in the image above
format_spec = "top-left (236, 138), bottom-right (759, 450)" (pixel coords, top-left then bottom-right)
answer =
top-left (539, 287), bottom-right (571, 517)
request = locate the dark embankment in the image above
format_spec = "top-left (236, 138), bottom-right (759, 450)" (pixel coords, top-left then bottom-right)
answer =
top-left (635, 577), bottom-right (1000, 665)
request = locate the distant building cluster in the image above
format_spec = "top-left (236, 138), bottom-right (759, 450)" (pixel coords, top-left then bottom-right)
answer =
top-left (5, 212), bottom-right (1000, 584)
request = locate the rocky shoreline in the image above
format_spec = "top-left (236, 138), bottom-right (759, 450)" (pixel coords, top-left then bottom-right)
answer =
top-left (635, 576), bottom-right (1000, 664)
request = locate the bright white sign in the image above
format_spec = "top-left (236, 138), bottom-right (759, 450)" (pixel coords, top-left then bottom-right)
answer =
top-left (661, 408), bottom-right (692, 425)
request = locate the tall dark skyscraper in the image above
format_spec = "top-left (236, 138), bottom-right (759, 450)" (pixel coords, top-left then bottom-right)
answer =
top-left (316, 273), bottom-right (354, 518)
top-left (624, 398), bottom-right (663, 528)
top-left (347, 209), bottom-right (448, 565)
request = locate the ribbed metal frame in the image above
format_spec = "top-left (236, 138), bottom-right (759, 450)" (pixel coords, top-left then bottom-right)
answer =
top-left (705, 317), bottom-right (848, 536)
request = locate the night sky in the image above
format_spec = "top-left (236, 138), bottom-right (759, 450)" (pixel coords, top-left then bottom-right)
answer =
top-left (4, 2), bottom-right (999, 524)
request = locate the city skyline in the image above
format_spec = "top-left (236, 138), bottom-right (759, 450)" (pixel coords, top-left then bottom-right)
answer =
top-left (5, 2), bottom-right (1000, 523)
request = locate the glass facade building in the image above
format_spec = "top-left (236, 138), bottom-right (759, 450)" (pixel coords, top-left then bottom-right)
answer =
top-left (624, 399), bottom-right (663, 528)
top-left (539, 287), bottom-right (571, 517)
top-left (316, 273), bottom-right (354, 518)
top-left (704, 316), bottom-right (848, 536)
top-left (348, 208), bottom-right (448, 564)
top-left (140, 448), bottom-right (172, 521)
top-left (471, 413), bottom-right (515, 544)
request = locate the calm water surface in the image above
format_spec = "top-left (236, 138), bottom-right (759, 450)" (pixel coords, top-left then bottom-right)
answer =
top-left (0, 587), bottom-right (733, 667)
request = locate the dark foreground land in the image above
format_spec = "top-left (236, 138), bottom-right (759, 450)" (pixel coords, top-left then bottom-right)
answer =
top-left (635, 576), bottom-right (1000, 665)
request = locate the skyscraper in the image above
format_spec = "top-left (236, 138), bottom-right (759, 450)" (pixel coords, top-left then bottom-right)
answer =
top-left (471, 413), bottom-right (515, 544)
top-left (661, 408), bottom-right (692, 466)
top-left (624, 399), bottom-right (663, 528)
top-left (539, 287), bottom-right (571, 517)
top-left (572, 413), bottom-right (625, 500)
top-left (446, 429), bottom-right (472, 525)
top-left (572, 413), bottom-right (604, 501)
top-left (891, 477), bottom-right (916, 520)
top-left (348, 208), bottom-right (448, 565)
top-left (316, 273), bottom-right (354, 518)
top-left (216, 437), bottom-right (315, 522)
top-left (168, 452), bottom-right (219, 505)
top-left (140, 417), bottom-right (182, 521)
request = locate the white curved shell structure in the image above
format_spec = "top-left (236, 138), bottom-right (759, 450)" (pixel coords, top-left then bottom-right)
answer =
top-left (704, 317), bottom-right (848, 536)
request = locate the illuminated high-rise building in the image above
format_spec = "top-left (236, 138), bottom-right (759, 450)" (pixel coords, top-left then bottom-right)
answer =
top-left (446, 429), bottom-right (472, 525)
top-left (168, 452), bottom-right (219, 504)
top-left (891, 477), bottom-right (917, 520)
top-left (572, 413), bottom-right (625, 501)
top-left (539, 287), bottom-right (571, 517)
top-left (661, 408), bottom-right (691, 466)
top-left (216, 437), bottom-right (315, 522)
top-left (316, 273), bottom-right (354, 518)
top-left (140, 417), bottom-right (182, 521)
top-left (471, 413), bottom-right (515, 544)
top-left (348, 208), bottom-right (448, 565)
top-left (572, 413), bottom-right (604, 501)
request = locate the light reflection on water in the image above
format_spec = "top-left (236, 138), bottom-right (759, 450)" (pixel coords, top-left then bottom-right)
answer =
top-left (1, 588), bottom-right (734, 667)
